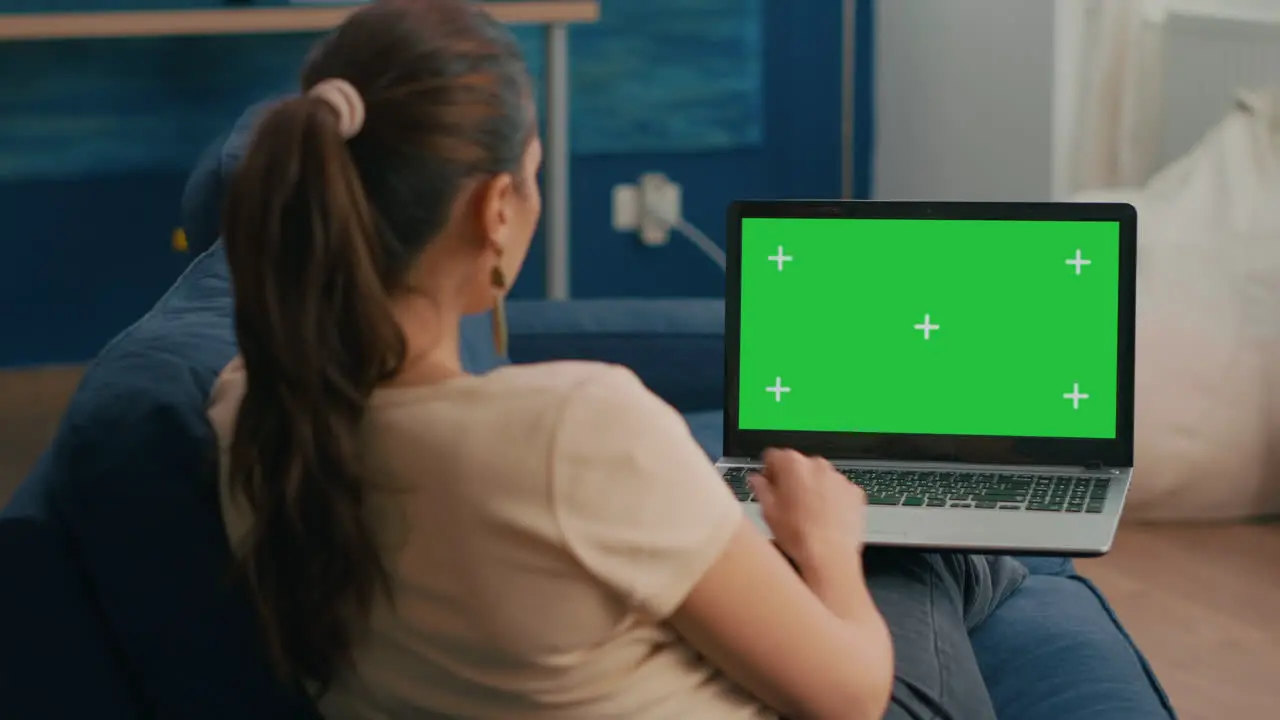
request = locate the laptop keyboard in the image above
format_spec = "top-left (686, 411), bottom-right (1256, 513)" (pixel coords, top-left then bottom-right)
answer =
top-left (721, 467), bottom-right (1111, 513)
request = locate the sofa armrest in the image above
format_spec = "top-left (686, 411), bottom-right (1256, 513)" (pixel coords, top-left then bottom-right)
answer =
top-left (505, 298), bottom-right (725, 413)
top-left (181, 100), bottom-right (277, 256)
top-left (0, 467), bottom-right (144, 720)
top-left (180, 130), bottom-right (229, 257)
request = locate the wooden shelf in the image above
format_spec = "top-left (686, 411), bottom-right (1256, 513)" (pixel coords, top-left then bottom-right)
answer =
top-left (0, 1), bottom-right (600, 41)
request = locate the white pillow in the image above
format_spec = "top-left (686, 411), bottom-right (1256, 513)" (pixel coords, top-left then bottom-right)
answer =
top-left (1073, 91), bottom-right (1280, 519)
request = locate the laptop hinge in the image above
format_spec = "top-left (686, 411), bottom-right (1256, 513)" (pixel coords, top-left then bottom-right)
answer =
top-left (1084, 461), bottom-right (1106, 471)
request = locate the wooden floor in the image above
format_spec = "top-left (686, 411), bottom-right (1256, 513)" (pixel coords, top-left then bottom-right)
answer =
top-left (1, 366), bottom-right (1278, 718)
top-left (1077, 523), bottom-right (1280, 719)
top-left (0, 365), bottom-right (81, 506)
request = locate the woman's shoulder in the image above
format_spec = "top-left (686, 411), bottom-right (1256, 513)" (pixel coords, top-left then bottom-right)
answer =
top-left (492, 360), bottom-right (642, 396)
top-left (494, 361), bottom-right (669, 417)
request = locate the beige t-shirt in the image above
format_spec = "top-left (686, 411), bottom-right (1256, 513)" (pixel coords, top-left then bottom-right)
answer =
top-left (209, 359), bottom-right (774, 719)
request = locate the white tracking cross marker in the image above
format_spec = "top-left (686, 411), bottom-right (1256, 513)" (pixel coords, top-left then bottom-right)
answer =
top-left (1063, 383), bottom-right (1089, 410)
top-left (914, 314), bottom-right (940, 340)
top-left (1066, 249), bottom-right (1092, 275)
top-left (766, 376), bottom-right (791, 402)
top-left (768, 246), bottom-right (793, 271)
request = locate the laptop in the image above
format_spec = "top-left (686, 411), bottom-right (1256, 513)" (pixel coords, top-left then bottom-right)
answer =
top-left (717, 200), bottom-right (1137, 556)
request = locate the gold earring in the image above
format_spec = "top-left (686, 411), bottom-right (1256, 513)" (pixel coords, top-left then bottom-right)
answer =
top-left (490, 265), bottom-right (509, 357)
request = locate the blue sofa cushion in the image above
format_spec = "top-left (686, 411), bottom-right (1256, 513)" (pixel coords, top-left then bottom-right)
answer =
top-left (507, 298), bottom-right (725, 413)
top-left (181, 99), bottom-right (274, 256)
top-left (46, 246), bottom-right (317, 719)
top-left (684, 409), bottom-right (725, 459)
top-left (220, 99), bottom-right (275, 184)
top-left (0, 461), bottom-right (144, 720)
top-left (180, 128), bottom-right (229, 256)
top-left (460, 313), bottom-right (507, 374)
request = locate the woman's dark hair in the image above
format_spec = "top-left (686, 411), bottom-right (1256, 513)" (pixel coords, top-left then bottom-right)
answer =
top-left (221, 0), bottom-right (533, 692)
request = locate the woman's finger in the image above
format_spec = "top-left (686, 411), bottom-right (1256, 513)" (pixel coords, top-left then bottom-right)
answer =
top-left (747, 472), bottom-right (772, 504)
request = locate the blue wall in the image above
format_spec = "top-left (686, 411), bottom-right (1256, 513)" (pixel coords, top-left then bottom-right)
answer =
top-left (0, 0), bottom-right (872, 367)
top-left (0, 0), bottom-right (764, 177)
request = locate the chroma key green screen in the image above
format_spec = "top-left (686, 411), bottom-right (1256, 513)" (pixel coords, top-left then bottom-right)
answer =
top-left (737, 217), bottom-right (1121, 439)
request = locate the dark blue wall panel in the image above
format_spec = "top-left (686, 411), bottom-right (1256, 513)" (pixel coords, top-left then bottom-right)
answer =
top-left (0, 0), bottom-right (868, 367)
top-left (0, 0), bottom-right (763, 178)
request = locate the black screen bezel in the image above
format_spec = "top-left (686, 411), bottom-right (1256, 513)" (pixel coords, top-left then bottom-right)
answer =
top-left (723, 200), bottom-right (1137, 468)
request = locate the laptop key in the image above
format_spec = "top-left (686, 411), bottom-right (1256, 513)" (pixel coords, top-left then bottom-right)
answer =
top-left (926, 498), bottom-right (946, 507)
top-left (870, 496), bottom-right (903, 506)
top-left (902, 497), bottom-right (926, 507)
top-left (981, 493), bottom-right (1025, 503)
top-left (975, 501), bottom-right (998, 509)
top-left (1086, 501), bottom-right (1106, 513)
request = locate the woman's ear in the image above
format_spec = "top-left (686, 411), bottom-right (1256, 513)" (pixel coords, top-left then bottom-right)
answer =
top-left (476, 172), bottom-right (517, 251)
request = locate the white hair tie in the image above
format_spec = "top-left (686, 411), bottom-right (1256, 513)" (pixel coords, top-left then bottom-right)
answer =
top-left (308, 78), bottom-right (366, 140)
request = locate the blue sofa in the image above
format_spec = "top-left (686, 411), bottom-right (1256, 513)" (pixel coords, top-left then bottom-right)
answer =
top-left (0, 118), bottom-right (1177, 720)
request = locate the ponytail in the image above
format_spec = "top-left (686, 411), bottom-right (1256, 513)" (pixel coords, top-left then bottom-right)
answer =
top-left (221, 94), bottom-right (403, 691)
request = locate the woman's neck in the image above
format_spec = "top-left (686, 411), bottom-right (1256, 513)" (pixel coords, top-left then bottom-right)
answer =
top-left (386, 293), bottom-right (467, 387)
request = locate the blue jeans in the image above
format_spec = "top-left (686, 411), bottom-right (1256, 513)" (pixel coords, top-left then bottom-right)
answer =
top-left (864, 551), bottom-right (1028, 720)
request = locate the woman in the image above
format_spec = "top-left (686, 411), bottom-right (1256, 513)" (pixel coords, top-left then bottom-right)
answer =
top-left (210, 1), bottom-right (1026, 718)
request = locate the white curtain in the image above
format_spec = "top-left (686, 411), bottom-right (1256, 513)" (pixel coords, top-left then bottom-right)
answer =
top-left (1062, 0), bottom-right (1167, 195)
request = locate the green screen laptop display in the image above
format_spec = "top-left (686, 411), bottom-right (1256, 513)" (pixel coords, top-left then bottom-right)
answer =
top-left (737, 217), bottom-right (1121, 440)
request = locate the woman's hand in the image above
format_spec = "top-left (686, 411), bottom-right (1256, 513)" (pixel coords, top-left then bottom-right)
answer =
top-left (749, 449), bottom-right (867, 571)
top-left (672, 449), bottom-right (891, 720)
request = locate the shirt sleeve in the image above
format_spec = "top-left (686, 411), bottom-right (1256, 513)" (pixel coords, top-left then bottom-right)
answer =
top-left (550, 365), bottom-right (744, 619)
